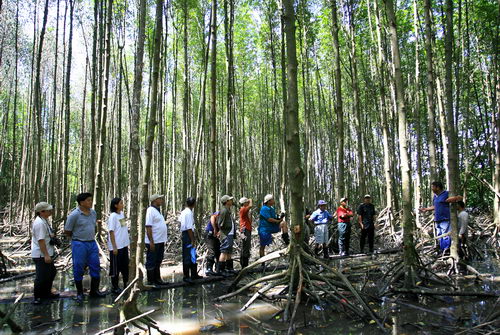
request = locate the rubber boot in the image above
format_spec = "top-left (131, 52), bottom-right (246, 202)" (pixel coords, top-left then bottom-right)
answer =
top-left (183, 264), bottom-right (193, 283)
top-left (226, 260), bottom-right (237, 275)
top-left (205, 259), bottom-right (216, 276)
top-left (155, 267), bottom-right (167, 286)
top-left (89, 277), bottom-right (106, 298)
top-left (75, 280), bottom-right (84, 303)
top-left (240, 257), bottom-right (249, 269)
top-left (111, 276), bottom-right (122, 294)
top-left (323, 247), bottom-right (329, 260)
top-left (147, 269), bottom-right (156, 285)
top-left (217, 261), bottom-right (230, 277)
top-left (282, 232), bottom-right (290, 246)
top-left (191, 264), bottom-right (203, 280)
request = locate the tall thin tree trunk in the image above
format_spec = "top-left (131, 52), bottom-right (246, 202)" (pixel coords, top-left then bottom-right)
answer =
top-left (444, 0), bottom-right (461, 262)
top-left (33, 0), bottom-right (50, 202)
top-left (330, 0), bottom-right (344, 199)
top-left (383, 0), bottom-right (418, 287)
top-left (283, 0), bottom-right (304, 241)
top-left (94, 0), bottom-right (113, 238)
top-left (424, 0), bottom-right (438, 184)
top-left (62, 0), bottom-right (74, 219)
top-left (209, 0), bottom-right (217, 212)
top-left (128, 0), bottom-right (147, 288)
top-left (372, 0), bottom-right (394, 211)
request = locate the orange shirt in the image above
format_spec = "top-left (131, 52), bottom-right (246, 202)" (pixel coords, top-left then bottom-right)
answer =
top-left (239, 206), bottom-right (252, 231)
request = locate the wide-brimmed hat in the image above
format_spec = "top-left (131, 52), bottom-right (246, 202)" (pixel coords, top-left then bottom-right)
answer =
top-left (221, 195), bottom-right (234, 204)
top-left (34, 202), bottom-right (53, 212)
top-left (149, 194), bottom-right (164, 202)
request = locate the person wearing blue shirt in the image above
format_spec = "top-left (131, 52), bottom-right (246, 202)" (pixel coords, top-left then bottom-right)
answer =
top-left (258, 194), bottom-right (289, 259)
top-left (420, 181), bottom-right (463, 252)
top-left (309, 200), bottom-right (333, 259)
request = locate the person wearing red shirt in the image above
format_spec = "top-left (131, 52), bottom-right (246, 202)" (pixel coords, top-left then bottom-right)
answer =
top-left (336, 197), bottom-right (354, 256)
top-left (239, 197), bottom-right (253, 268)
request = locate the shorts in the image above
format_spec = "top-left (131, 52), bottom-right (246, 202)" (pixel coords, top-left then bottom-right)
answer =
top-left (220, 234), bottom-right (234, 254)
top-left (259, 231), bottom-right (273, 247)
top-left (314, 224), bottom-right (329, 244)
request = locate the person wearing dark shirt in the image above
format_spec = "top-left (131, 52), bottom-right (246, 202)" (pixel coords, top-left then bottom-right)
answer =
top-left (217, 195), bottom-right (236, 276)
top-left (204, 211), bottom-right (220, 276)
top-left (357, 195), bottom-right (377, 253)
top-left (336, 197), bottom-right (354, 256)
top-left (419, 181), bottom-right (463, 252)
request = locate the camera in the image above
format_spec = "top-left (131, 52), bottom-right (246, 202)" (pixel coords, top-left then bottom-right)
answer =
top-left (49, 237), bottom-right (62, 248)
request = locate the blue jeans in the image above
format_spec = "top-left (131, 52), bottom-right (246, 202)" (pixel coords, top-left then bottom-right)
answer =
top-left (436, 220), bottom-right (451, 251)
top-left (71, 240), bottom-right (101, 281)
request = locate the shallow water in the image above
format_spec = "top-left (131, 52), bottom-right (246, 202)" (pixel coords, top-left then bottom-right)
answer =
top-left (1, 250), bottom-right (498, 334)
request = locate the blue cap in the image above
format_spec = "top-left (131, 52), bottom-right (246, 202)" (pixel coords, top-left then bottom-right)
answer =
top-left (317, 200), bottom-right (327, 206)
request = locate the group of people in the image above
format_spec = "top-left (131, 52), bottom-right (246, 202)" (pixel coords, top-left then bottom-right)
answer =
top-left (29, 180), bottom-right (469, 304)
top-left (308, 195), bottom-right (377, 258)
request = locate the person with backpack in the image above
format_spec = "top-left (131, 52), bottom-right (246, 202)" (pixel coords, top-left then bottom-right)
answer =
top-left (204, 211), bottom-right (221, 276)
top-left (217, 195), bottom-right (237, 276)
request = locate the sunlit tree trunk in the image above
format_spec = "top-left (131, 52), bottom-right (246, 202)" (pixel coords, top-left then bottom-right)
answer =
top-left (209, 0), bottom-right (217, 212)
top-left (444, 0), bottom-right (461, 262)
top-left (383, 0), bottom-right (418, 287)
top-left (423, 0), bottom-right (438, 185)
top-left (330, 0), bottom-right (344, 199)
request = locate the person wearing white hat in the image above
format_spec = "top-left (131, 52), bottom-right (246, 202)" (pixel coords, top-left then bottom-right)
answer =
top-left (258, 194), bottom-right (289, 260)
top-left (145, 194), bottom-right (168, 286)
top-left (357, 195), bottom-right (377, 253)
top-left (239, 197), bottom-right (253, 268)
top-left (217, 195), bottom-right (236, 276)
top-left (336, 197), bottom-right (354, 256)
top-left (309, 200), bottom-right (333, 259)
top-left (31, 202), bottom-right (59, 304)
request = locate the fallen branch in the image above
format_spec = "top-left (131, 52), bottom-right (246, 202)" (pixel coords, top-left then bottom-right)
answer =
top-left (0, 293), bottom-right (24, 333)
top-left (393, 288), bottom-right (499, 297)
top-left (95, 309), bottom-right (157, 335)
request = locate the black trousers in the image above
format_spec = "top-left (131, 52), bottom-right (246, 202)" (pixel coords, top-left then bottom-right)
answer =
top-left (145, 243), bottom-right (165, 271)
top-left (360, 225), bottom-right (375, 252)
top-left (33, 257), bottom-right (57, 299)
top-left (109, 247), bottom-right (129, 287)
top-left (241, 230), bottom-right (252, 258)
top-left (205, 233), bottom-right (221, 263)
